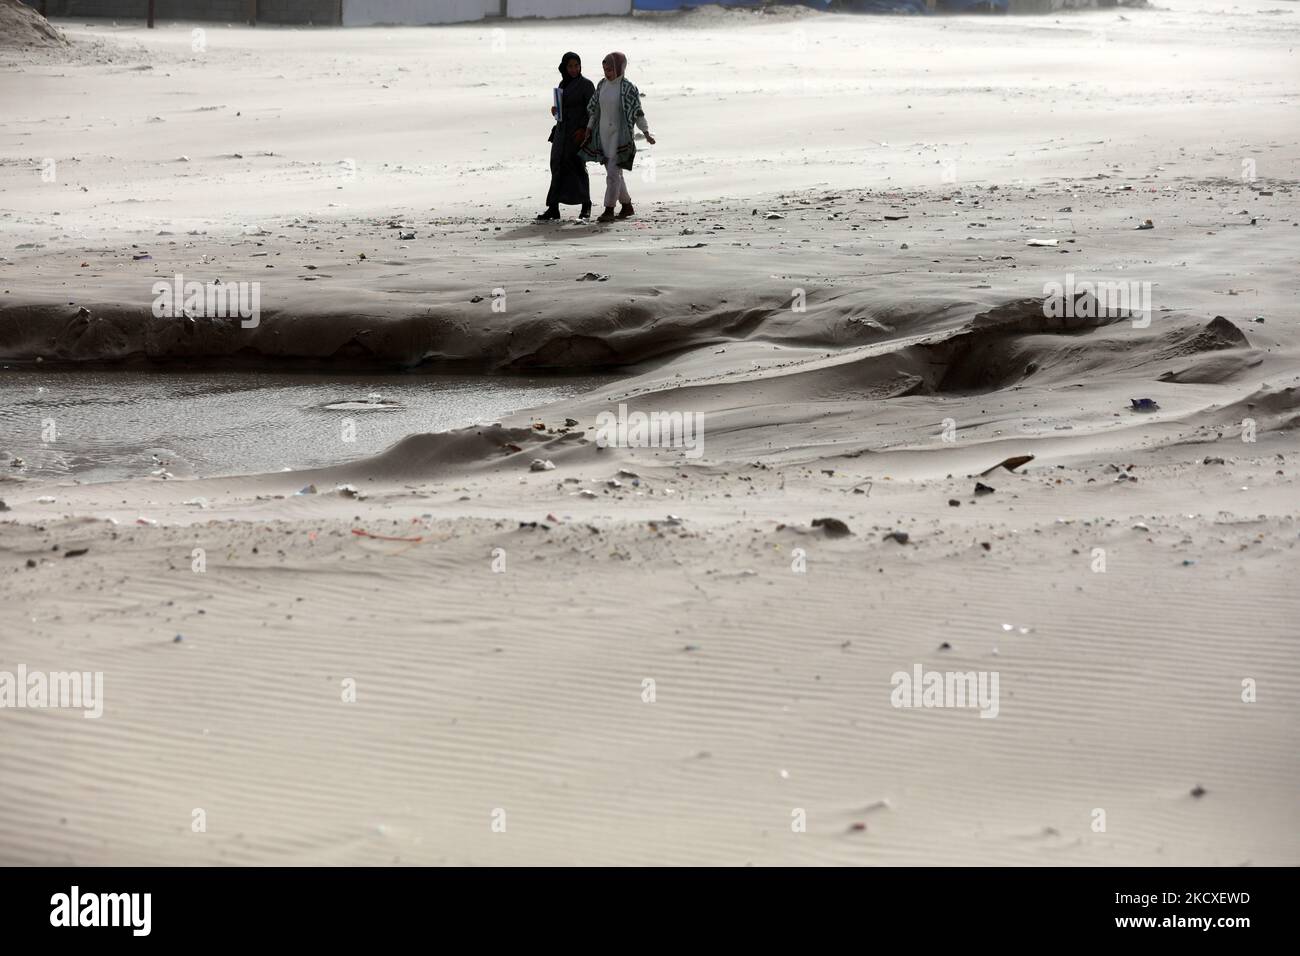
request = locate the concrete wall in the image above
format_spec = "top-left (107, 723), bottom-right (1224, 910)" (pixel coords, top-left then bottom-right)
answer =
top-left (341, 0), bottom-right (497, 25)
top-left (28, 0), bottom-right (632, 22)
top-left (260, 0), bottom-right (340, 21)
top-left (31, 0), bottom-right (339, 22)
top-left (507, 0), bottom-right (630, 17)
top-left (633, 0), bottom-right (759, 8)
top-left (1007, 0), bottom-right (1099, 11)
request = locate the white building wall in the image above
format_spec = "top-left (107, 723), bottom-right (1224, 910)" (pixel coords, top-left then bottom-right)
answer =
top-left (342, 0), bottom-right (630, 25)
top-left (506, 0), bottom-right (630, 17)
top-left (342, 0), bottom-right (500, 27)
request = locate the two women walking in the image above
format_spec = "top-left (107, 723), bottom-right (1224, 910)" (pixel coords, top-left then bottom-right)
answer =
top-left (538, 51), bottom-right (655, 224)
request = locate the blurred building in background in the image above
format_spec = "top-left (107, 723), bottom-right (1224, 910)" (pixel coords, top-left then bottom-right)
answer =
top-left (23, 0), bottom-right (1101, 25)
top-left (343, 0), bottom-right (630, 27)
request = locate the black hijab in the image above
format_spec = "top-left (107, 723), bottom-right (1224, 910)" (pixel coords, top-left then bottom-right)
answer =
top-left (558, 52), bottom-right (583, 89)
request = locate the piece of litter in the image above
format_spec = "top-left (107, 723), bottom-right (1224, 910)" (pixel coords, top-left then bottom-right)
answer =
top-left (351, 528), bottom-right (423, 542)
top-left (812, 517), bottom-right (852, 537)
top-left (978, 454), bottom-right (1034, 477)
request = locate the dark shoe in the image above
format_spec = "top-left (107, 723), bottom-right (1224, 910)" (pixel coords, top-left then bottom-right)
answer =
top-left (535, 207), bottom-right (560, 221)
top-left (579, 203), bottom-right (592, 219)
top-left (596, 207), bottom-right (616, 223)
top-left (616, 203), bottom-right (635, 219)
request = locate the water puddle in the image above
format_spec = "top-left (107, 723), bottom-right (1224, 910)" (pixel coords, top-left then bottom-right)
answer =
top-left (0, 368), bottom-right (616, 482)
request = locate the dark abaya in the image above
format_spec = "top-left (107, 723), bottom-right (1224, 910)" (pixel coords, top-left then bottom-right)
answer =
top-left (546, 53), bottom-right (595, 209)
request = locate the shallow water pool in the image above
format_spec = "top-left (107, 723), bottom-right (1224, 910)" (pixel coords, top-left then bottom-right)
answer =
top-left (0, 368), bottom-right (615, 483)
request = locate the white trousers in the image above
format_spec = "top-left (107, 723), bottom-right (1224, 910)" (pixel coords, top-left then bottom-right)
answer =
top-left (603, 156), bottom-right (632, 209)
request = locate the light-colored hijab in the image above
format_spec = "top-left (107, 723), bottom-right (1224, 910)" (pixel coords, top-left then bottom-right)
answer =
top-left (604, 51), bottom-right (627, 78)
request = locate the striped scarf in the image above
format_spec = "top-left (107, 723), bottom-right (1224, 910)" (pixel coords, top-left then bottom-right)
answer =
top-left (581, 77), bottom-right (644, 172)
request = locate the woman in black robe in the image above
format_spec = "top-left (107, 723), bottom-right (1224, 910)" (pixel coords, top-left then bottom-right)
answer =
top-left (537, 52), bottom-right (595, 221)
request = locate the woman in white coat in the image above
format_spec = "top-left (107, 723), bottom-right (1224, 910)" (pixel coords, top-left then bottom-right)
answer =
top-left (576, 51), bottom-right (656, 223)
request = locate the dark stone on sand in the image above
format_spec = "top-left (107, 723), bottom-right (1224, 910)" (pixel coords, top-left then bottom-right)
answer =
top-left (812, 517), bottom-right (852, 537)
